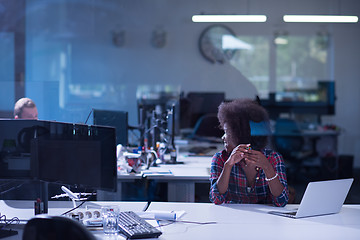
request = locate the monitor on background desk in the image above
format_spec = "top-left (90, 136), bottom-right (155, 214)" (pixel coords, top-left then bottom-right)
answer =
top-left (184, 92), bottom-right (225, 129)
top-left (93, 109), bottom-right (129, 146)
top-left (0, 119), bottom-right (117, 194)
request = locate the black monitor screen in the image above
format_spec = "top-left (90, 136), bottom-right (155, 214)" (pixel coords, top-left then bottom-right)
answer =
top-left (0, 119), bottom-right (117, 192)
top-left (31, 139), bottom-right (102, 189)
top-left (185, 92), bottom-right (225, 128)
top-left (93, 109), bottom-right (128, 146)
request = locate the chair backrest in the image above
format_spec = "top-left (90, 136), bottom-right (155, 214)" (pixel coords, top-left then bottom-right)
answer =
top-left (273, 118), bottom-right (304, 159)
top-left (23, 215), bottom-right (96, 240)
top-left (274, 136), bottom-right (304, 157)
top-left (274, 118), bottom-right (301, 135)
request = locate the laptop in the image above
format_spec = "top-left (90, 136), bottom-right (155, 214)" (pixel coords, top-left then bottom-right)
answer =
top-left (269, 178), bottom-right (354, 218)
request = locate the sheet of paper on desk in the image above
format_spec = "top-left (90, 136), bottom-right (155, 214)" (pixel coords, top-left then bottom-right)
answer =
top-left (141, 170), bottom-right (173, 177)
top-left (145, 219), bottom-right (160, 229)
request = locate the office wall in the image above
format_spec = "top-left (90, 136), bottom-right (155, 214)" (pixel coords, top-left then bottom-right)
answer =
top-left (329, 22), bottom-right (360, 168)
top-left (8, 0), bottom-right (360, 166)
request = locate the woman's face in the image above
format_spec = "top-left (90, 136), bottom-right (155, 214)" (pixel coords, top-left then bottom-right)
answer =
top-left (222, 123), bottom-right (236, 153)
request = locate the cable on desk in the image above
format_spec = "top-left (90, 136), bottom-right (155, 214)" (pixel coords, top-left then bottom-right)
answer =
top-left (143, 218), bottom-right (217, 227)
top-left (172, 220), bottom-right (217, 225)
top-left (143, 201), bottom-right (151, 212)
top-left (61, 200), bottom-right (87, 216)
top-left (60, 191), bottom-right (96, 216)
top-left (0, 213), bottom-right (20, 229)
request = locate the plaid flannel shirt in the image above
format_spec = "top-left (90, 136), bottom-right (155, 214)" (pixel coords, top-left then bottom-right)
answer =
top-left (210, 149), bottom-right (289, 206)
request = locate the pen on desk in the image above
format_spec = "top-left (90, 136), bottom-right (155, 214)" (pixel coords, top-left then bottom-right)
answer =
top-left (143, 201), bottom-right (151, 212)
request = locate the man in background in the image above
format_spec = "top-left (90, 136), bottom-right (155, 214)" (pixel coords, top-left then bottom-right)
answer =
top-left (14, 97), bottom-right (38, 119)
top-left (0, 98), bottom-right (39, 200)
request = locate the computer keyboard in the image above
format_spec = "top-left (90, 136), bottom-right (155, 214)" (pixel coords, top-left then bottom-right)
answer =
top-left (117, 211), bottom-right (162, 239)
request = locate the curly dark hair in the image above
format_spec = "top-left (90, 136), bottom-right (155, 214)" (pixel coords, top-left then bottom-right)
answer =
top-left (217, 98), bottom-right (270, 150)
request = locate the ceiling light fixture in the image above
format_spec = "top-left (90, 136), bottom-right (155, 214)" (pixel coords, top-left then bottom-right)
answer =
top-left (192, 15), bottom-right (267, 23)
top-left (283, 15), bottom-right (358, 23)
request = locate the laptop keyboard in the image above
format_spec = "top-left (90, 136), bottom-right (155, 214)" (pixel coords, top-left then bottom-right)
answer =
top-left (283, 211), bottom-right (297, 218)
top-left (268, 210), bottom-right (297, 218)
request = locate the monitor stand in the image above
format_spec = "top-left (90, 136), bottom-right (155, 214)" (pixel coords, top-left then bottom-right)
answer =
top-left (165, 147), bottom-right (183, 164)
top-left (38, 181), bottom-right (49, 214)
top-left (165, 161), bottom-right (184, 165)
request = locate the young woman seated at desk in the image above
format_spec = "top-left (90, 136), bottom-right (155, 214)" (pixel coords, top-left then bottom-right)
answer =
top-left (209, 98), bottom-right (289, 206)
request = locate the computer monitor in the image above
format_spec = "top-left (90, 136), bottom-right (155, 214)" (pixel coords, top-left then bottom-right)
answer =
top-left (183, 92), bottom-right (225, 128)
top-left (93, 109), bottom-right (128, 146)
top-left (0, 119), bottom-right (117, 192)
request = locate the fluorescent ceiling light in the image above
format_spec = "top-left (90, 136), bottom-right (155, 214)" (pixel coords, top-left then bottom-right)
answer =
top-left (192, 15), bottom-right (267, 23)
top-left (283, 15), bottom-right (358, 23)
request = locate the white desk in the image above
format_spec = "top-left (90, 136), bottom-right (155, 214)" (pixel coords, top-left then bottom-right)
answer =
top-left (1, 200), bottom-right (360, 240)
top-left (98, 154), bottom-right (213, 202)
top-left (148, 202), bottom-right (360, 240)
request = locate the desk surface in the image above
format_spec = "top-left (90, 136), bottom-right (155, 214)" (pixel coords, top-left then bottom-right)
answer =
top-left (99, 153), bottom-right (213, 202)
top-left (118, 154), bottom-right (212, 181)
top-left (118, 139), bottom-right (220, 180)
top-left (2, 200), bottom-right (360, 240)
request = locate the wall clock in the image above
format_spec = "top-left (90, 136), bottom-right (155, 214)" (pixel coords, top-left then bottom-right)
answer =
top-left (198, 24), bottom-right (237, 64)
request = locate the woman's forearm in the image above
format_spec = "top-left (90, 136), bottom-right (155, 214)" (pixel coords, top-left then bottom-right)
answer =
top-left (216, 163), bottom-right (232, 194)
top-left (263, 167), bottom-right (284, 197)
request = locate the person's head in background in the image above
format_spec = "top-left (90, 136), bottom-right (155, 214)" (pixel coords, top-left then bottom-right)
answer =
top-left (14, 98), bottom-right (38, 119)
top-left (217, 98), bottom-right (270, 153)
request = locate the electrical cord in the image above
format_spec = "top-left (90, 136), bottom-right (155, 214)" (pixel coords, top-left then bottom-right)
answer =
top-left (142, 218), bottom-right (217, 227)
top-left (0, 213), bottom-right (20, 229)
top-left (61, 200), bottom-right (87, 216)
top-left (60, 191), bottom-right (96, 216)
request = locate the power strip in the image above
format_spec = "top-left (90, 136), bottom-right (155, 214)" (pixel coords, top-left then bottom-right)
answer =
top-left (66, 209), bottom-right (103, 227)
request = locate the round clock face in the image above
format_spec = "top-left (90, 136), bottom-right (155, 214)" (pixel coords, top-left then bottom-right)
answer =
top-left (198, 24), bottom-right (237, 64)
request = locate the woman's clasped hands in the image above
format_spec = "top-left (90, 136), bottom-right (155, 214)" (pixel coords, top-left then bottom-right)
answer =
top-left (226, 143), bottom-right (271, 170)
